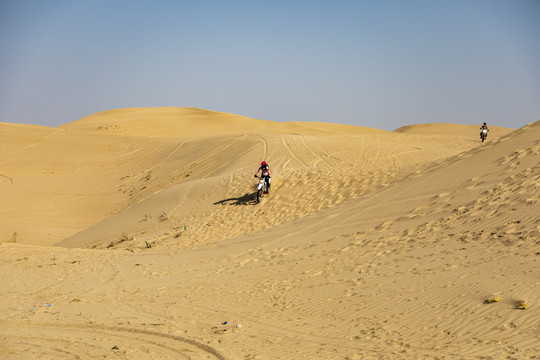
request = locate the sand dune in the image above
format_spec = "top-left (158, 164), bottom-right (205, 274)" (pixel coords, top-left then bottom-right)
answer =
top-left (394, 122), bottom-right (510, 136)
top-left (1, 108), bottom-right (537, 359)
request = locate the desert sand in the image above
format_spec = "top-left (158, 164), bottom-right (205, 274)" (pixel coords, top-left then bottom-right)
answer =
top-left (0, 107), bottom-right (538, 359)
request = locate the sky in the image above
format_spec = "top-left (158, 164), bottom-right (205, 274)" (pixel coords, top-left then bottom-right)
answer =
top-left (1, 0), bottom-right (539, 130)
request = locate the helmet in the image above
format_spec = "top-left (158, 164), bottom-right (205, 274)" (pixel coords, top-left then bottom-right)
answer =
top-left (483, 122), bottom-right (486, 125)
top-left (261, 161), bottom-right (267, 166)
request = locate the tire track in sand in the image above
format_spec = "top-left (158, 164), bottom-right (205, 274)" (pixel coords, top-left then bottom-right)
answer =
top-left (281, 135), bottom-right (307, 169)
top-left (1, 320), bottom-right (228, 360)
top-left (251, 133), bottom-right (268, 161)
top-left (298, 135), bottom-right (336, 169)
top-left (0, 174), bottom-right (14, 192)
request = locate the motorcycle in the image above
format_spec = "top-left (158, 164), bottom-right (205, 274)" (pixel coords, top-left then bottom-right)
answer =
top-left (254, 175), bottom-right (269, 203)
top-left (480, 129), bottom-right (488, 142)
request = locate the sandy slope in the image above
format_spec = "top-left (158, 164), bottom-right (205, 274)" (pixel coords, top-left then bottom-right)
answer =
top-left (394, 122), bottom-right (510, 137)
top-left (1, 108), bottom-right (538, 359)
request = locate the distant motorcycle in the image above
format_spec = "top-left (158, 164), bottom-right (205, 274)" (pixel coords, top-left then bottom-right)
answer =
top-left (254, 175), bottom-right (269, 203)
top-left (480, 129), bottom-right (488, 142)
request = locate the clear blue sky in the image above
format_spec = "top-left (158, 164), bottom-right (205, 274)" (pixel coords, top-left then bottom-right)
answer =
top-left (1, 0), bottom-right (539, 130)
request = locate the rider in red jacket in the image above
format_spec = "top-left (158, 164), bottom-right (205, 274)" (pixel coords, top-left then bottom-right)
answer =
top-left (254, 161), bottom-right (271, 190)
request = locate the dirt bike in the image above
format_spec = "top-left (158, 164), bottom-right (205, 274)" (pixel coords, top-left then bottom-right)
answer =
top-left (255, 175), bottom-right (269, 203)
top-left (480, 129), bottom-right (488, 142)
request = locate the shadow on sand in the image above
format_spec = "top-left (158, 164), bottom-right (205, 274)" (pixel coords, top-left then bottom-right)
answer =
top-left (214, 192), bottom-right (258, 206)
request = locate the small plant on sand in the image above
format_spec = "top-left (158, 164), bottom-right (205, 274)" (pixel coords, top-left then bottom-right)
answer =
top-left (145, 241), bottom-right (152, 249)
top-left (107, 233), bottom-right (134, 248)
top-left (118, 233), bottom-right (133, 243)
top-left (159, 212), bottom-right (168, 222)
top-left (10, 231), bottom-right (17, 243)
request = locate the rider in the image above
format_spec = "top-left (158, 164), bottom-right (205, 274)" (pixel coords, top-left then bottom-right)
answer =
top-left (480, 122), bottom-right (489, 139)
top-left (255, 161), bottom-right (271, 190)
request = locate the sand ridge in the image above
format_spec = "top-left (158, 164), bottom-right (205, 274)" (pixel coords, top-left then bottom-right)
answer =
top-left (1, 108), bottom-right (538, 359)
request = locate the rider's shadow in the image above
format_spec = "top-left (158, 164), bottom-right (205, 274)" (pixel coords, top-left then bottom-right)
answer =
top-left (214, 192), bottom-right (257, 206)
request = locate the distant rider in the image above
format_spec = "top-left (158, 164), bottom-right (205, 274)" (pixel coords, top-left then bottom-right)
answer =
top-left (480, 122), bottom-right (489, 141)
top-left (254, 161), bottom-right (271, 190)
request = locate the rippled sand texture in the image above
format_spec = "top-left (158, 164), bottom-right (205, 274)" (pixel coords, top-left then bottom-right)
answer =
top-left (1, 108), bottom-right (537, 359)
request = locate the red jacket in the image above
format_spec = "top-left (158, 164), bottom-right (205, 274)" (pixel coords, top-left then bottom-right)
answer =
top-left (256, 165), bottom-right (270, 177)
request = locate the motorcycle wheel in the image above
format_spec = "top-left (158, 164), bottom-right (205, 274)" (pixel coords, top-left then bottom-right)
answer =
top-left (257, 188), bottom-right (262, 203)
